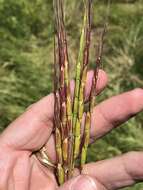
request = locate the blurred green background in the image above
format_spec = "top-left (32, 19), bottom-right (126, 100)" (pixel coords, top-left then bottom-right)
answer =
top-left (0, 0), bottom-right (143, 189)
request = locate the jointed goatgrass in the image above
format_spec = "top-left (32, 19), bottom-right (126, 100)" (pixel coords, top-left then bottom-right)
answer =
top-left (53, 0), bottom-right (105, 185)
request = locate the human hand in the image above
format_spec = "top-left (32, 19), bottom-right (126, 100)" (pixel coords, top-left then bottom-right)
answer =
top-left (0, 70), bottom-right (143, 190)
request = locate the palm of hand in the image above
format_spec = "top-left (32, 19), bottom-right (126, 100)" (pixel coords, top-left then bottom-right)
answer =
top-left (0, 70), bottom-right (143, 190)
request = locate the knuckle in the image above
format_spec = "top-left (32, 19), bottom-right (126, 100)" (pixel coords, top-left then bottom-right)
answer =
top-left (78, 175), bottom-right (97, 189)
top-left (128, 88), bottom-right (143, 114)
top-left (124, 151), bottom-right (143, 178)
top-left (124, 151), bottom-right (139, 159)
top-left (131, 88), bottom-right (143, 100)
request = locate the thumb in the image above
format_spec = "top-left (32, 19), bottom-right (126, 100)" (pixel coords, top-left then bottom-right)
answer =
top-left (58, 174), bottom-right (106, 190)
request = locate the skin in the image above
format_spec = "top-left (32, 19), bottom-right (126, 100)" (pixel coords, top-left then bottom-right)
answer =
top-left (0, 70), bottom-right (143, 190)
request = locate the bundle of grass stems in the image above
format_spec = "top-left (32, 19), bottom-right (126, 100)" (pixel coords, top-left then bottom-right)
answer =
top-left (38, 0), bottom-right (106, 185)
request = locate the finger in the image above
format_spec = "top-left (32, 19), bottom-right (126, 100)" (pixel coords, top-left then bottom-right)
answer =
top-left (90, 88), bottom-right (143, 140)
top-left (58, 175), bottom-right (106, 190)
top-left (0, 94), bottom-right (55, 151)
top-left (0, 70), bottom-right (107, 151)
top-left (81, 151), bottom-right (143, 189)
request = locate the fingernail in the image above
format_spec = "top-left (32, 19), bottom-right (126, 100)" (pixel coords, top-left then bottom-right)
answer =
top-left (71, 175), bottom-right (97, 190)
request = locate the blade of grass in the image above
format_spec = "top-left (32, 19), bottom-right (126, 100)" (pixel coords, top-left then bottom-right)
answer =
top-left (80, 112), bottom-right (90, 167)
top-left (80, 22), bottom-right (107, 169)
top-left (73, 0), bottom-right (92, 164)
top-left (54, 0), bottom-right (73, 182)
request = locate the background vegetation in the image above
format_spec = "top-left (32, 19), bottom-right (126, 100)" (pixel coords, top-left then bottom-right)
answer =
top-left (0, 0), bottom-right (143, 189)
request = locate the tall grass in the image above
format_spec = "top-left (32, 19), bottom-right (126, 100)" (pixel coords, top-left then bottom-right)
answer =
top-left (0, 0), bottom-right (143, 189)
top-left (52, 0), bottom-right (105, 184)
